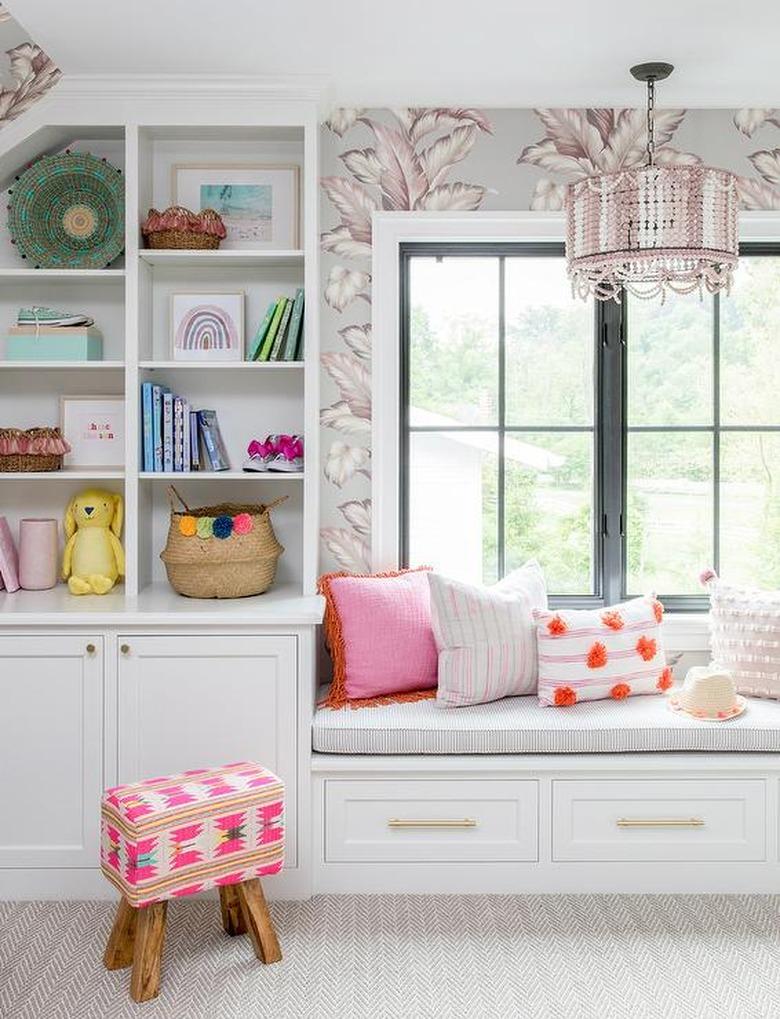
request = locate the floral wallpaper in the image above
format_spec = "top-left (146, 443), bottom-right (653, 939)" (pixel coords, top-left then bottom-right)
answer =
top-left (0, 4), bottom-right (60, 127)
top-left (319, 106), bottom-right (780, 574)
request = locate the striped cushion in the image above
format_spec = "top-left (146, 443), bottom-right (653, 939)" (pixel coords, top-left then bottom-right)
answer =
top-left (428, 561), bottom-right (548, 707)
top-left (706, 575), bottom-right (780, 699)
top-left (312, 688), bottom-right (780, 754)
top-left (534, 597), bottom-right (668, 707)
top-left (100, 761), bottom-right (284, 908)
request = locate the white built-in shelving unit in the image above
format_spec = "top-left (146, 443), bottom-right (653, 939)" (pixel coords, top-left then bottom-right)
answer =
top-left (0, 93), bottom-right (321, 619)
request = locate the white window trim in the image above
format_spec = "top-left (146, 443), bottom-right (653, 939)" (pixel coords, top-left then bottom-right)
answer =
top-left (370, 209), bottom-right (780, 642)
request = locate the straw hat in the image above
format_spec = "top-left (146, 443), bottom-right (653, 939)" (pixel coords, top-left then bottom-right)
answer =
top-left (668, 664), bottom-right (746, 721)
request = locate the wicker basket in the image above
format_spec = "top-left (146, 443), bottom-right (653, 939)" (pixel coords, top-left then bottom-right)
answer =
top-left (0, 427), bottom-right (69, 473)
top-left (160, 486), bottom-right (286, 599)
top-left (146, 229), bottom-right (220, 250)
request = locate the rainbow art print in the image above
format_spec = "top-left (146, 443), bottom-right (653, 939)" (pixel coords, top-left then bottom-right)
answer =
top-left (171, 291), bottom-right (244, 362)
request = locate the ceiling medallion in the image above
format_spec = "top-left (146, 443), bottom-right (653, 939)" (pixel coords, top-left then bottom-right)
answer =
top-left (566, 62), bottom-right (739, 302)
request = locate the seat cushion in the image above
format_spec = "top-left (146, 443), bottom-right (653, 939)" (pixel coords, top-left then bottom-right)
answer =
top-left (312, 690), bottom-right (780, 754)
top-left (100, 761), bottom-right (284, 907)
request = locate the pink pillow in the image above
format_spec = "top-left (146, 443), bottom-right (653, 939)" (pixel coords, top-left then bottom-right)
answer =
top-left (319, 568), bottom-right (438, 708)
top-left (534, 596), bottom-right (669, 707)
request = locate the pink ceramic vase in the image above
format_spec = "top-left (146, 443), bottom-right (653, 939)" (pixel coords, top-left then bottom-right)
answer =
top-left (18, 518), bottom-right (59, 591)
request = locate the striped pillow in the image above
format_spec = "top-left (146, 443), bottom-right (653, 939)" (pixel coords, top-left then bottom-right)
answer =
top-left (428, 561), bottom-right (548, 707)
top-left (534, 596), bottom-right (669, 707)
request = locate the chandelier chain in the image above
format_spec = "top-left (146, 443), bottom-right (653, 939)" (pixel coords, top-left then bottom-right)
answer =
top-left (646, 77), bottom-right (655, 166)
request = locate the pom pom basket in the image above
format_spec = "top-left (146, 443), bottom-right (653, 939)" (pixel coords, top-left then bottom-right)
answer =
top-left (141, 206), bottom-right (226, 250)
top-left (160, 486), bottom-right (286, 599)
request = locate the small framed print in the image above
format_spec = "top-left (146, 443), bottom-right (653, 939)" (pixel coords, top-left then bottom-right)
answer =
top-left (60, 395), bottom-right (125, 468)
top-left (171, 163), bottom-right (300, 249)
top-left (170, 291), bottom-right (244, 362)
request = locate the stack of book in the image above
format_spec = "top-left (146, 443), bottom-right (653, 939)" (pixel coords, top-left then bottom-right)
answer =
top-left (141, 383), bottom-right (229, 472)
top-left (247, 288), bottom-right (304, 362)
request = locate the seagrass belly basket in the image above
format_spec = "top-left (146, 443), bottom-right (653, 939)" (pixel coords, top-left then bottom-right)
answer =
top-left (160, 486), bottom-right (285, 599)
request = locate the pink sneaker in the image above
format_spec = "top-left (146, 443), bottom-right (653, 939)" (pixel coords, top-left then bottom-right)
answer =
top-left (268, 434), bottom-right (303, 473)
top-left (242, 435), bottom-right (279, 472)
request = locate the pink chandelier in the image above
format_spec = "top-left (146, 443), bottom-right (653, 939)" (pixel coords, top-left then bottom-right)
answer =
top-left (566, 62), bottom-right (739, 302)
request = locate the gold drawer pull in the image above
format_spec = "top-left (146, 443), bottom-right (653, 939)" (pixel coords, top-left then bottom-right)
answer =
top-left (617, 817), bottom-right (705, 829)
top-left (387, 818), bottom-right (477, 829)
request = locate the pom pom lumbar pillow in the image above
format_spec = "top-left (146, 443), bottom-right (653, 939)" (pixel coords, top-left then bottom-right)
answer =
top-left (702, 570), bottom-right (780, 699)
top-left (534, 596), bottom-right (669, 707)
top-left (319, 567), bottom-right (438, 708)
top-left (428, 560), bottom-right (548, 707)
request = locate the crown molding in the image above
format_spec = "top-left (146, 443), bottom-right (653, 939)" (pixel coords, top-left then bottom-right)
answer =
top-left (54, 73), bottom-right (331, 104)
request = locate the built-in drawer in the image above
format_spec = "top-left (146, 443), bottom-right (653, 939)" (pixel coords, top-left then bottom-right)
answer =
top-left (552, 779), bottom-right (766, 862)
top-left (325, 779), bottom-right (538, 863)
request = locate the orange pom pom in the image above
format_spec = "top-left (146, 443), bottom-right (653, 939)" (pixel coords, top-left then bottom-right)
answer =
top-left (547, 614), bottom-right (568, 636)
top-left (178, 515), bottom-right (197, 537)
top-left (657, 667), bottom-right (673, 691)
top-left (586, 641), bottom-right (608, 669)
top-left (553, 686), bottom-right (577, 707)
top-left (601, 610), bottom-right (624, 631)
top-left (611, 682), bottom-right (631, 700)
top-left (652, 599), bottom-right (664, 623)
top-left (636, 635), bottom-right (657, 661)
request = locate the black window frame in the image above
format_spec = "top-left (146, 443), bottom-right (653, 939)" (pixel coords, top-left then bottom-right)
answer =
top-left (399, 240), bottom-right (780, 611)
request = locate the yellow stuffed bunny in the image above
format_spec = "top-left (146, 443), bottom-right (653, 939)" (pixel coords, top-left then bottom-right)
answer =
top-left (62, 489), bottom-right (125, 595)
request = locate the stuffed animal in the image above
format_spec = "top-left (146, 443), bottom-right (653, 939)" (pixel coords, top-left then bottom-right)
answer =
top-left (62, 489), bottom-right (124, 595)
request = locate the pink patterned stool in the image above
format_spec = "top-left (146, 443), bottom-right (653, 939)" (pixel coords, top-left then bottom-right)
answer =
top-left (100, 761), bottom-right (284, 1003)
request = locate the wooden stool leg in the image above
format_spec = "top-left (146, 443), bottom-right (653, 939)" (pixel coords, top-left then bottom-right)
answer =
top-left (235, 879), bottom-right (282, 964)
top-left (103, 897), bottom-right (137, 970)
top-left (219, 884), bottom-right (247, 936)
top-left (130, 901), bottom-right (167, 1003)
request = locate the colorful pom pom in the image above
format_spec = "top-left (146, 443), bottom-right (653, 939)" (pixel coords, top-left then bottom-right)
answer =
top-left (586, 641), bottom-right (608, 669)
top-left (699, 568), bottom-right (717, 586)
top-left (233, 512), bottom-right (253, 535)
top-left (652, 599), bottom-right (664, 623)
top-left (213, 515), bottom-right (234, 539)
top-left (178, 515), bottom-right (197, 537)
top-left (553, 686), bottom-right (577, 707)
top-left (547, 614), bottom-right (568, 636)
top-left (601, 610), bottom-right (624, 631)
top-left (610, 682), bottom-right (631, 700)
top-left (635, 635), bottom-right (657, 662)
top-left (657, 667), bottom-right (673, 691)
top-left (196, 516), bottom-right (215, 539)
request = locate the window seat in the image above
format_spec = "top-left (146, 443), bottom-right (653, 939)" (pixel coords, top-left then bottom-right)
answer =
top-left (312, 690), bottom-right (780, 755)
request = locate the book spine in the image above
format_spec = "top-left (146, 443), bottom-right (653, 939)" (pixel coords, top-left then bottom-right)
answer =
top-left (248, 300), bottom-right (278, 361)
top-left (283, 288), bottom-right (305, 361)
top-left (182, 400), bottom-right (190, 472)
top-left (189, 410), bottom-right (200, 470)
top-left (259, 298), bottom-right (286, 361)
top-left (141, 382), bottom-right (154, 471)
top-left (163, 392), bottom-right (174, 472)
top-left (152, 385), bottom-right (164, 472)
top-left (173, 397), bottom-right (184, 472)
top-left (270, 298), bottom-right (293, 360)
top-left (197, 410), bottom-right (229, 471)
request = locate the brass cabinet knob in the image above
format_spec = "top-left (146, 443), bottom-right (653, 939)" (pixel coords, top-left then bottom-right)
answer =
top-left (86, 643), bottom-right (96, 655)
top-left (120, 644), bottom-right (130, 655)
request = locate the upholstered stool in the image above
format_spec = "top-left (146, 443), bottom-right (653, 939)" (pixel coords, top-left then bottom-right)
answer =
top-left (100, 761), bottom-right (284, 1002)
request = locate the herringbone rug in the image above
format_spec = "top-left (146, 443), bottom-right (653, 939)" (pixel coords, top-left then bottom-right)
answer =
top-left (1, 895), bottom-right (779, 1019)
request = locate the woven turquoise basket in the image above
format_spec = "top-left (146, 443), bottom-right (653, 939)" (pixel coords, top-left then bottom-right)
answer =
top-left (7, 151), bottom-right (124, 269)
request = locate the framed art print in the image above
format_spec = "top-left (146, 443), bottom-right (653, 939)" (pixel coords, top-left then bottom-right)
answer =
top-left (61, 395), bottom-right (125, 468)
top-left (171, 163), bottom-right (300, 249)
top-left (170, 291), bottom-right (244, 362)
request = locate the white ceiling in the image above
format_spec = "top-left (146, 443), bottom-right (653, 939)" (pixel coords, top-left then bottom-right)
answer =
top-left (8, 0), bottom-right (780, 107)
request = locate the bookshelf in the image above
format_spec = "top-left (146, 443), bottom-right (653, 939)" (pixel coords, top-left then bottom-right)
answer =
top-left (0, 110), bottom-right (320, 614)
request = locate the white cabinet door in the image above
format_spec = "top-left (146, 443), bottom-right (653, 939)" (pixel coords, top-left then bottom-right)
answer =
top-left (117, 634), bottom-right (297, 864)
top-left (0, 634), bottom-right (103, 868)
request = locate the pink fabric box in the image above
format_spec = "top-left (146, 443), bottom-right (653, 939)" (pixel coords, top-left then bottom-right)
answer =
top-left (100, 761), bottom-right (284, 908)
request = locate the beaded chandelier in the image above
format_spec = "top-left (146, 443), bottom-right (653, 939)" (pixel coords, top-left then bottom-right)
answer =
top-left (566, 62), bottom-right (739, 302)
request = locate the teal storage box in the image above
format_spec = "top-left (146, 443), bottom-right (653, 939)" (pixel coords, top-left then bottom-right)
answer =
top-left (4, 328), bottom-right (103, 361)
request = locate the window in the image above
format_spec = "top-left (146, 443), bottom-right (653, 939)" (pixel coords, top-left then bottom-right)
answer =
top-left (400, 243), bottom-right (780, 609)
